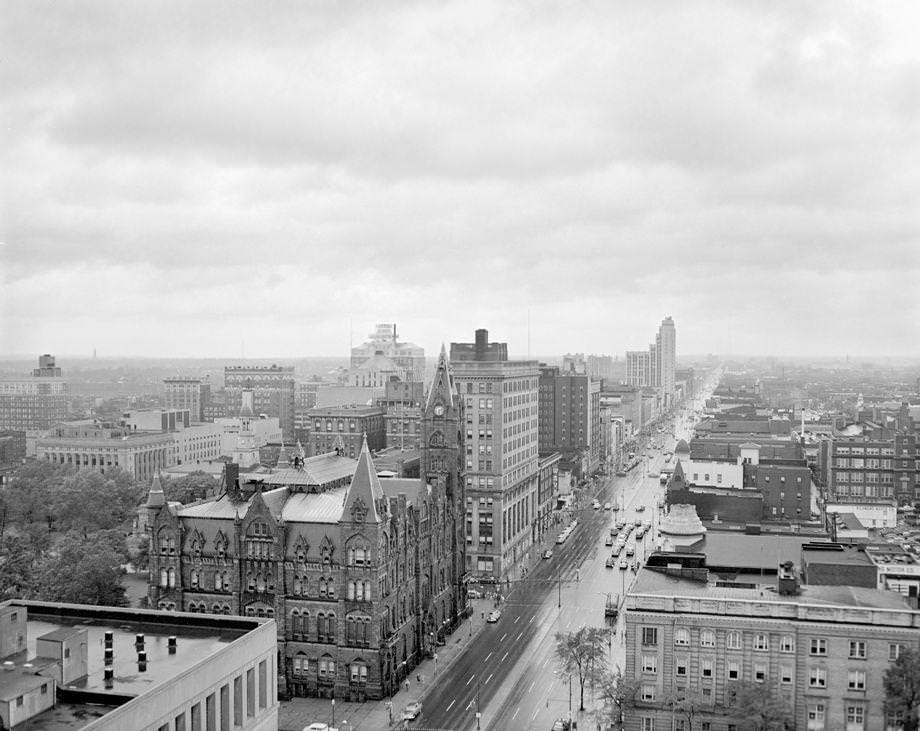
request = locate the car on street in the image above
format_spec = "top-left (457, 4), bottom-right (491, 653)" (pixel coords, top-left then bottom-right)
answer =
top-left (556, 534), bottom-right (566, 544)
top-left (593, 500), bottom-right (601, 509)
top-left (604, 502), bottom-right (612, 510)
top-left (611, 544), bottom-right (621, 557)
top-left (605, 556), bottom-right (616, 568)
top-left (467, 589), bottom-right (483, 599)
top-left (543, 549), bottom-right (554, 559)
top-left (626, 546), bottom-right (635, 557)
top-left (636, 527), bottom-right (646, 539)
top-left (402, 701), bottom-right (423, 720)
top-left (570, 519), bottom-right (578, 528)
top-left (635, 504), bottom-right (646, 512)
top-left (616, 520), bottom-right (626, 530)
top-left (487, 611), bottom-right (501, 623)
top-left (619, 558), bottom-right (629, 569)
top-left (605, 536), bottom-right (614, 546)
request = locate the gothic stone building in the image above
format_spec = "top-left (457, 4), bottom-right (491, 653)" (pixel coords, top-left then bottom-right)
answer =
top-left (147, 349), bottom-right (466, 701)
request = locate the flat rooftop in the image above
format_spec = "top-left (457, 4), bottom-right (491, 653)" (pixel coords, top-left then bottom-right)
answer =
top-left (2, 601), bottom-right (263, 730)
top-left (630, 567), bottom-right (914, 612)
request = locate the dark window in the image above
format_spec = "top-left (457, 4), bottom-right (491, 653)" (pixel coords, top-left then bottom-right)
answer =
top-left (234, 675), bottom-right (243, 726)
top-left (247, 668), bottom-right (255, 717)
top-left (206, 693), bottom-right (216, 731)
top-left (259, 660), bottom-right (267, 708)
top-left (220, 684), bottom-right (230, 731)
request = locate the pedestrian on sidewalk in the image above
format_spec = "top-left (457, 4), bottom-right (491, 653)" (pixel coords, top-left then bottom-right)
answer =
top-left (405, 678), bottom-right (410, 693)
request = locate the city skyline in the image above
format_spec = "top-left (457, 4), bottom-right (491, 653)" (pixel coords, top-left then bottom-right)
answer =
top-left (2, 2), bottom-right (919, 359)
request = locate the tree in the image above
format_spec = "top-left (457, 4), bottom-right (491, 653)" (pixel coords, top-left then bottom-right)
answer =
top-left (0, 534), bottom-right (37, 600)
top-left (885, 647), bottom-right (920, 731)
top-left (596, 670), bottom-right (640, 730)
top-left (555, 626), bottom-right (612, 712)
top-left (726, 681), bottom-right (793, 730)
top-left (33, 531), bottom-right (128, 607)
top-left (161, 471), bottom-right (217, 504)
top-left (663, 687), bottom-right (708, 731)
top-left (52, 468), bottom-right (144, 535)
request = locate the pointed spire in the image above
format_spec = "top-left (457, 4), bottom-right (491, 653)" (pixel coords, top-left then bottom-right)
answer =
top-left (425, 341), bottom-right (456, 411)
top-left (146, 470), bottom-right (166, 508)
top-left (343, 436), bottom-right (384, 524)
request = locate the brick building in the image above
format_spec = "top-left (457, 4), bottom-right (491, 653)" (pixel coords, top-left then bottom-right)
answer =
top-left (147, 350), bottom-right (466, 701)
top-left (304, 405), bottom-right (386, 459)
top-left (225, 365), bottom-right (295, 441)
top-left (0, 355), bottom-right (68, 431)
top-left (538, 365), bottom-right (602, 476)
top-left (164, 377), bottom-right (211, 422)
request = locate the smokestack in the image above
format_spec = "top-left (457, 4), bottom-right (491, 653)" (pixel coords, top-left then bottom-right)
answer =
top-left (475, 329), bottom-right (488, 358)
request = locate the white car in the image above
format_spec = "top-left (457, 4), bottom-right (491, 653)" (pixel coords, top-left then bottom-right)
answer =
top-left (604, 502), bottom-right (612, 510)
top-left (402, 700), bottom-right (423, 720)
top-left (593, 500), bottom-right (601, 510)
top-left (487, 610), bottom-right (501, 623)
top-left (543, 549), bottom-right (554, 559)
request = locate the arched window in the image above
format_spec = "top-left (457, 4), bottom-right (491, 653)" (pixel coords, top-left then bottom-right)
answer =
top-left (347, 581), bottom-right (355, 601)
top-left (256, 573), bottom-right (266, 592)
top-left (674, 628), bottom-right (690, 647)
top-left (293, 576), bottom-right (302, 595)
top-left (211, 603), bottom-right (222, 615)
top-left (160, 568), bottom-right (168, 587)
top-left (349, 662), bottom-right (368, 684)
top-left (167, 567), bottom-right (176, 588)
top-left (190, 569), bottom-right (200, 588)
top-left (247, 572), bottom-right (255, 591)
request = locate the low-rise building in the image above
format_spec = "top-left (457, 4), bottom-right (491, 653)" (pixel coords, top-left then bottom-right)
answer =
top-left (304, 404), bottom-right (386, 459)
top-left (0, 599), bottom-right (277, 730)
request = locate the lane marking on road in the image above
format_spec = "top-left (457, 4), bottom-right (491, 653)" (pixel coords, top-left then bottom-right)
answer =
top-left (529, 614), bottom-right (535, 624)
top-left (501, 651), bottom-right (509, 663)
top-left (486, 672), bottom-right (494, 684)
top-left (516, 631), bottom-right (524, 641)
top-left (500, 633), bottom-right (507, 643)
top-left (528, 680), bottom-right (535, 693)
top-left (485, 652), bottom-right (492, 662)
top-left (532, 708), bottom-right (540, 720)
top-left (512, 706), bottom-right (520, 720)
top-left (466, 674), bottom-right (476, 686)
top-left (514, 615), bottom-right (520, 624)
top-left (446, 700), bottom-right (455, 712)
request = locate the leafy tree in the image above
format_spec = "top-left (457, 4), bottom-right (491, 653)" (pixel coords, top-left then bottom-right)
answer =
top-left (126, 532), bottom-right (150, 572)
top-left (0, 534), bottom-right (37, 600)
top-left (663, 687), bottom-right (708, 731)
top-left (596, 669), bottom-right (640, 730)
top-left (1, 460), bottom-right (71, 530)
top-left (555, 626), bottom-right (612, 712)
top-left (885, 647), bottom-right (920, 731)
top-left (161, 471), bottom-right (217, 504)
top-left (33, 531), bottom-right (128, 606)
top-left (52, 468), bottom-right (144, 535)
top-left (726, 681), bottom-right (793, 730)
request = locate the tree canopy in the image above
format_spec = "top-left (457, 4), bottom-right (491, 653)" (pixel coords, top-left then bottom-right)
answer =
top-left (32, 530), bottom-right (129, 607)
top-left (726, 681), bottom-right (792, 730)
top-left (555, 626), bottom-right (612, 712)
top-left (885, 647), bottom-right (920, 731)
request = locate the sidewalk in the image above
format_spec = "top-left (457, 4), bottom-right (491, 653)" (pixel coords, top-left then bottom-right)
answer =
top-left (278, 600), bottom-right (491, 731)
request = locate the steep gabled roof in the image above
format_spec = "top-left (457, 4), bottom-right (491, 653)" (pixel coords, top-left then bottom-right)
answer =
top-left (343, 436), bottom-right (386, 524)
top-left (146, 470), bottom-right (166, 508)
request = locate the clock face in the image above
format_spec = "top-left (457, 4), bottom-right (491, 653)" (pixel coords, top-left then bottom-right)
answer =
top-left (434, 405), bottom-right (444, 416)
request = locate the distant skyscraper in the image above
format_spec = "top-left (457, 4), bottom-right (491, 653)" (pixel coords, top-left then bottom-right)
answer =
top-left (351, 323), bottom-right (425, 382)
top-left (450, 329), bottom-right (540, 582)
top-left (625, 316), bottom-right (678, 408)
top-left (656, 316), bottom-right (677, 409)
top-left (0, 354), bottom-right (68, 431)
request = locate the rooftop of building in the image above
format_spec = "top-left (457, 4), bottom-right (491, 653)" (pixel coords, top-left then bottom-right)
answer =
top-left (687, 530), bottom-right (831, 572)
top-left (0, 600), bottom-right (269, 730)
top-left (801, 542), bottom-right (874, 567)
top-left (307, 403), bottom-right (386, 416)
top-left (630, 565), bottom-right (914, 613)
top-left (179, 485), bottom-right (349, 523)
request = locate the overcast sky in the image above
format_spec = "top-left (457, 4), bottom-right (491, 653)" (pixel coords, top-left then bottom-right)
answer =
top-left (1, 1), bottom-right (918, 360)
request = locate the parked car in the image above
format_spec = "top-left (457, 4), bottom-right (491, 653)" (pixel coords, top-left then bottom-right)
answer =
top-left (605, 556), bottom-right (616, 568)
top-left (487, 610), bottom-right (502, 623)
top-left (604, 502), bottom-right (612, 510)
top-left (543, 549), bottom-right (554, 559)
top-left (402, 700), bottom-right (423, 720)
top-left (605, 536), bottom-right (614, 546)
top-left (593, 500), bottom-right (601, 510)
top-left (619, 558), bottom-right (629, 569)
top-left (635, 504), bottom-right (646, 512)
top-left (626, 546), bottom-right (635, 557)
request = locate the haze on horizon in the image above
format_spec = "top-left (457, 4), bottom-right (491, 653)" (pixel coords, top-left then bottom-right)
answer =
top-left (1, 2), bottom-right (918, 360)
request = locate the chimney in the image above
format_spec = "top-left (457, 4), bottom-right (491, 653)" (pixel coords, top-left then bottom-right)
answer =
top-left (777, 560), bottom-right (799, 595)
top-left (475, 329), bottom-right (489, 358)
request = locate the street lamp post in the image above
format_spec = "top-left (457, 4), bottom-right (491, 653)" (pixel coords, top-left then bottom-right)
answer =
top-left (331, 698), bottom-right (335, 728)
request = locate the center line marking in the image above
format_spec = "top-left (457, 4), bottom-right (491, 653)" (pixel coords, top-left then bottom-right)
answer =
top-left (501, 651), bottom-right (509, 663)
top-left (517, 631), bottom-right (524, 641)
top-left (446, 699), bottom-right (455, 712)
top-left (500, 633), bottom-right (507, 642)
top-left (529, 614), bottom-right (535, 624)
top-left (466, 674), bottom-right (475, 686)
top-left (528, 680), bottom-right (535, 693)
top-left (485, 652), bottom-right (492, 662)
top-left (486, 672), bottom-right (494, 684)
top-left (514, 615), bottom-right (520, 624)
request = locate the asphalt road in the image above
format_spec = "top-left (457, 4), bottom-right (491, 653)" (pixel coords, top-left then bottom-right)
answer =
top-left (417, 399), bottom-right (709, 731)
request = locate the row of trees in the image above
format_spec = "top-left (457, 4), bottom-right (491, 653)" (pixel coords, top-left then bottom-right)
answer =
top-left (0, 460), bottom-right (216, 606)
top-left (554, 626), bottom-right (793, 730)
top-left (556, 627), bottom-right (920, 730)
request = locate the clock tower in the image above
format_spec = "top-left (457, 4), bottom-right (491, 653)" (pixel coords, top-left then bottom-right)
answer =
top-left (421, 344), bottom-right (467, 617)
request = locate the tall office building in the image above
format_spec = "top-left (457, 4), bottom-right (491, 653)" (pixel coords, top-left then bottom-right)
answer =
top-left (0, 355), bottom-right (69, 431)
top-left (656, 316), bottom-right (677, 409)
top-left (450, 329), bottom-right (540, 581)
top-left (538, 365), bottom-right (602, 475)
top-left (351, 323), bottom-right (426, 382)
top-left (164, 377), bottom-right (211, 422)
top-left (625, 316), bottom-right (678, 409)
top-left (224, 365), bottom-right (295, 440)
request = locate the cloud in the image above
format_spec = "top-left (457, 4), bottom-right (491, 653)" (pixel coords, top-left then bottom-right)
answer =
top-left (1, 0), bottom-right (918, 358)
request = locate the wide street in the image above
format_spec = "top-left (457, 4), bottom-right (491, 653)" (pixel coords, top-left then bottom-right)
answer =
top-left (418, 403), bottom-right (705, 731)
